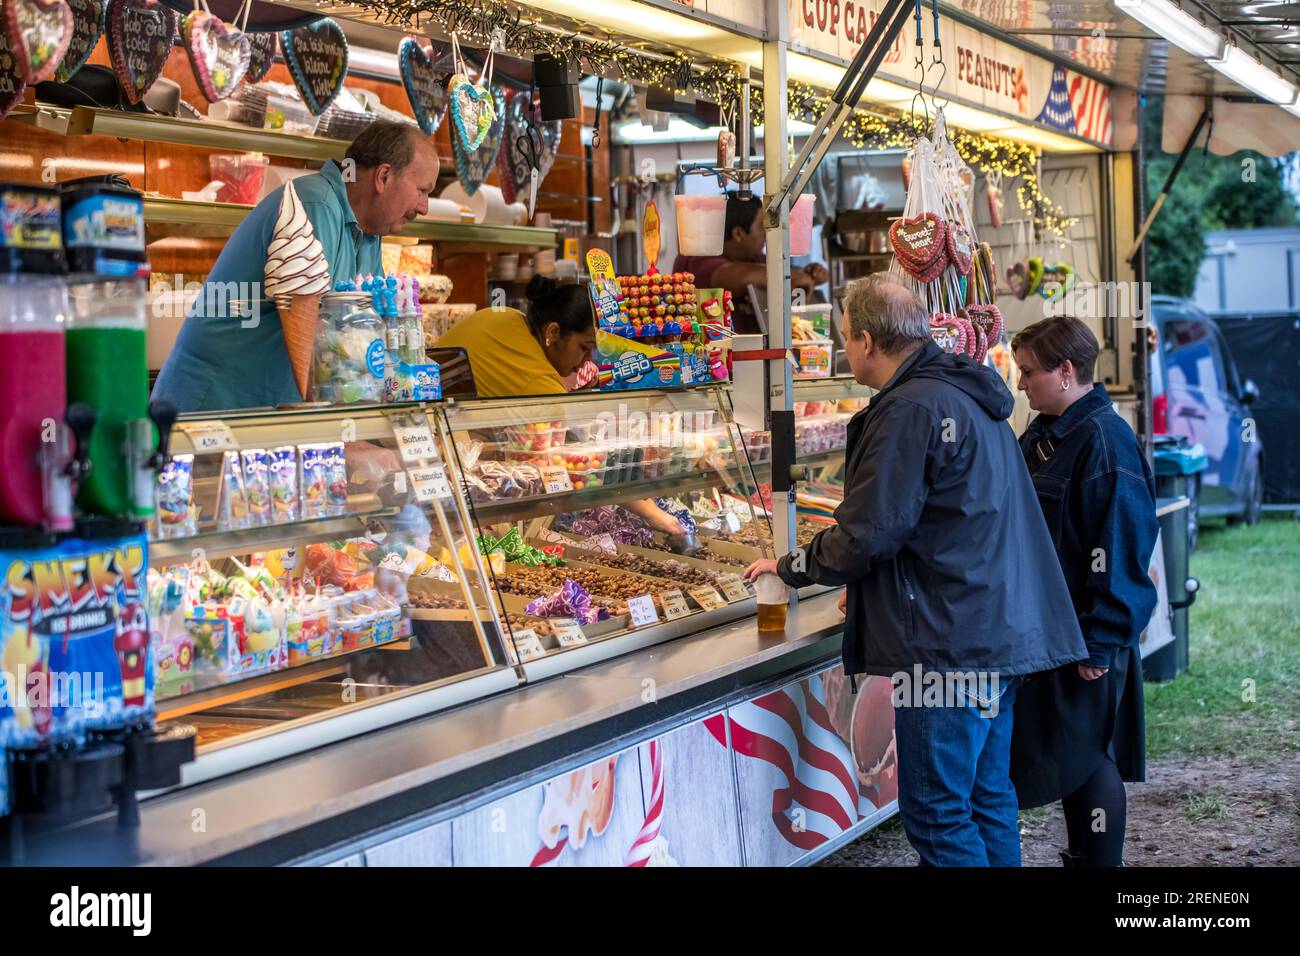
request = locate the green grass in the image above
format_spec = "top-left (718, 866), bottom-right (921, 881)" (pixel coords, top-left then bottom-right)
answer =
top-left (1144, 515), bottom-right (1300, 762)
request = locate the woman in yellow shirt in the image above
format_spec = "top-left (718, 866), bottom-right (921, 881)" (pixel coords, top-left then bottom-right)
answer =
top-left (437, 276), bottom-right (596, 398)
top-left (439, 276), bottom-right (686, 539)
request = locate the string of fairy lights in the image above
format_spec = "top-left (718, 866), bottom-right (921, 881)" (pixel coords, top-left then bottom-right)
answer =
top-left (348, 0), bottom-right (1078, 234)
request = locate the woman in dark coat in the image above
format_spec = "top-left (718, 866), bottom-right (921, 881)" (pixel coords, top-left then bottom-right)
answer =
top-left (1010, 316), bottom-right (1160, 867)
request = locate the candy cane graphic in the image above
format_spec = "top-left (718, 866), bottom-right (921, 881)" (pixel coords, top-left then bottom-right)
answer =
top-left (624, 738), bottom-right (665, 866)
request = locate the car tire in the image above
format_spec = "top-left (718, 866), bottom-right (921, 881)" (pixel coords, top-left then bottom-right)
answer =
top-left (1228, 461), bottom-right (1264, 527)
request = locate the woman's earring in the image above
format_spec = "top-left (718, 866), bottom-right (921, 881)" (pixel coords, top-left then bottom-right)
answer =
top-left (1061, 380), bottom-right (1070, 391)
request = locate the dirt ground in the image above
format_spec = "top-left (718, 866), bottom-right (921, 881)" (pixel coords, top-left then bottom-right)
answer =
top-left (818, 753), bottom-right (1300, 867)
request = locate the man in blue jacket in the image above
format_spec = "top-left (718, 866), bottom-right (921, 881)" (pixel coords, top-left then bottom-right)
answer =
top-left (747, 274), bottom-right (1086, 866)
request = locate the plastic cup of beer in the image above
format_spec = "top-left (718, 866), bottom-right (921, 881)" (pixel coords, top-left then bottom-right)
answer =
top-left (755, 573), bottom-right (790, 631)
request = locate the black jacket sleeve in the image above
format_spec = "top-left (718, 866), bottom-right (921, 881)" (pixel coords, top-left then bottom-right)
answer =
top-left (777, 398), bottom-right (934, 588)
top-left (1076, 467), bottom-right (1160, 668)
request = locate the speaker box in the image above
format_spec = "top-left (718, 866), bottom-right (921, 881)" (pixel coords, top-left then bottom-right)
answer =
top-left (646, 85), bottom-right (697, 114)
top-left (540, 83), bottom-right (583, 121)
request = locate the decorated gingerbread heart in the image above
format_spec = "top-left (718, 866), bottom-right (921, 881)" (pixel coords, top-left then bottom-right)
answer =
top-left (1006, 261), bottom-right (1029, 300)
top-left (967, 303), bottom-right (1004, 348)
top-left (0, 15), bottom-right (28, 120)
top-left (183, 11), bottom-right (249, 103)
top-left (449, 72), bottom-right (496, 152)
top-left (399, 37), bottom-right (447, 135)
top-left (56, 0), bottom-right (104, 82)
top-left (7, 0), bottom-right (73, 84)
top-left (946, 221), bottom-right (974, 277)
top-left (245, 29), bottom-right (275, 83)
top-left (107, 0), bottom-right (176, 105)
top-left (281, 17), bottom-right (347, 115)
top-left (498, 89), bottom-right (560, 205)
top-left (451, 83), bottom-right (505, 196)
top-left (1039, 262), bottom-right (1075, 301)
top-left (929, 314), bottom-right (968, 356)
top-left (890, 212), bottom-right (948, 278)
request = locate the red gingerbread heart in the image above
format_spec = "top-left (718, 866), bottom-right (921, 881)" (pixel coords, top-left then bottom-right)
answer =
top-left (946, 221), bottom-right (974, 277)
top-left (929, 314), bottom-right (968, 355)
top-left (890, 213), bottom-right (948, 276)
top-left (7, 0), bottom-right (73, 85)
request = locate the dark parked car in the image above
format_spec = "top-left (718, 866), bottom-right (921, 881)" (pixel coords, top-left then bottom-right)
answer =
top-left (1151, 297), bottom-right (1264, 545)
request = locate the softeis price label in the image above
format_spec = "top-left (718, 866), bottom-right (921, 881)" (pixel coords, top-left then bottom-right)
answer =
top-left (392, 421), bottom-right (437, 464)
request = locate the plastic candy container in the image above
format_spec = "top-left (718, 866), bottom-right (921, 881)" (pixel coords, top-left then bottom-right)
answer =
top-left (312, 291), bottom-right (387, 404)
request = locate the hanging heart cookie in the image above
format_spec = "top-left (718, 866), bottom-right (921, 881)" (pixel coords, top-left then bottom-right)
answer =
top-left (107, 0), bottom-right (176, 105)
top-left (1006, 261), bottom-right (1029, 301)
top-left (890, 212), bottom-right (948, 279)
top-left (56, 0), bottom-right (104, 82)
top-left (281, 17), bottom-right (347, 116)
top-left (7, 0), bottom-right (73, 84)
top-left (946, 221), bottom-right (973, 277)
top-left (1039, 262), bottom-right (1075, 301)
top-left (498, 89), bottom-right (560, 205)
top-left (245, 29), bottom-right (275, 83)
top-left (929, 314), bottom-right (968, 356)
top-left (183, 11), bottom-right (249, 103)
top-left (451, 83), bottom-right (505, 196)
top-left (966, 304), bottom-right (1004, 350)
top-left (1026, 256), bottom-right (1045, 297)
top-left (449, 72), bottom-right (496, 152)
top-left (399, 37), bottom-right (447, 135)
top-left (0, 16), bottom-right (28, 119)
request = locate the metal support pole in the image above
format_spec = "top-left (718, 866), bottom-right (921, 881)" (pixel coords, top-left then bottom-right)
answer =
top-left (763, 0), bottom-right (796, 571)
top-left (1125, 106), bottom-right (1211, 268)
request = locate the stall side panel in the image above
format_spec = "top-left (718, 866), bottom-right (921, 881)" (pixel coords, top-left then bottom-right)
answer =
top-left (722, 666), bottom-right (898, 866)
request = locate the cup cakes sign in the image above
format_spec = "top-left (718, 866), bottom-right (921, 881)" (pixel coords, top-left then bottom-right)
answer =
top-left (107, 0), bottom-right (178, 105)
top-left (281, 17), bottom-right (347, 115)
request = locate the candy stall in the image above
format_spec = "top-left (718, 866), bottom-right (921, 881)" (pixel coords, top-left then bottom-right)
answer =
top-left (0, 0), bottom-right (1230, 869)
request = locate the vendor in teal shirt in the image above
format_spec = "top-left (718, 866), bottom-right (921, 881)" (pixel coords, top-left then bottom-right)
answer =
top-left (153, 121), bottom-right (441, 411)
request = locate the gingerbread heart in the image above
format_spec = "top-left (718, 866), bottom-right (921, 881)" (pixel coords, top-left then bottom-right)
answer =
top-left (107, 0), bottom-right (176, 105)
top-left (976, 241), bottom-right (997, 303)
top-left (499, 89), bottom-right (560, 205)
top-left (946, 221), bottom-right (974, 277)
top-left (56, 0), bottom-right (104, 82)
top-left (0, 15), bottom-right (28, 119)
top-left (281, 17), bottom-right (347, 116)
top-left (449, 72), bottom-right (496, 151)
top-left (972, 319), bottom-right (989, 362)
top-left (245, 29), bottom-right (275, 83)
top-left (399, 37), bottom-right (447, 135)
top-left (890, 213), bottom-right (948, 279)
top-left (1006, 261), bottom-right (1029, 300)
top-left (1039, 262), bottom-right (1075, 301)
top-left (967, 304), bottom-right (1004, 348)
top-left (930, 314), bottom-right (968, 356)
top-left (451, 83), bottom-right (505, 196)
top-left (7, 0), bottom-right (73, 84)
top-left (1026, 256), bottom-right (1045, 297)
top-left (183, 11), bottom-right (249, 103)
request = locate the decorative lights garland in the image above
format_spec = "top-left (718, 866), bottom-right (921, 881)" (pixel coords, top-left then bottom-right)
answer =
top-left (350, 0), bottom-right (1077, 234)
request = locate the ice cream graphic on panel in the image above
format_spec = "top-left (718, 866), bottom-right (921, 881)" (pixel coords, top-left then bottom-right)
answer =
top-left (265, 180), bottom-right (332, 399)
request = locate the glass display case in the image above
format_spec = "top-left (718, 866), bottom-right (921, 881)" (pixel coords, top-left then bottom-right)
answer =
top-left (439, 385), bottom-right (772, 674)
top-left (146, 388), bottom-right (772, 773)
top-left (150, 403), bottom-right (512, 765)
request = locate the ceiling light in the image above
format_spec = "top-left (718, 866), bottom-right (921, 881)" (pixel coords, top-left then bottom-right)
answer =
top-left (1211, 45), bottom-right (1300, 104)
top-left (1114, 0), bottom-right (1225, 60)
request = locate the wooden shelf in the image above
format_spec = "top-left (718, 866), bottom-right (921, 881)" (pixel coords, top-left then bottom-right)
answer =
top-left (141, 196), bottom-right (557, 250)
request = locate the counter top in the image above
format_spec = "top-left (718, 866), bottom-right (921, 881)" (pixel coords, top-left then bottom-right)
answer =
top-left (11, 592), bottom-right (846, 866)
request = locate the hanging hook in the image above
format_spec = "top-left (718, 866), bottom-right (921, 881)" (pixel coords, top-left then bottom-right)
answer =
top-left (591, 75), bottom-right (606, 149)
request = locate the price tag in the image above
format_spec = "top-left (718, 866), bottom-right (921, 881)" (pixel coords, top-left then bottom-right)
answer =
top-left (550, 617), bottom-right (587, 647)
top-left (512, 629), bottom-right (547, 662)
top-left (688, 586), bottom-right (726, 611)
top-left (627, 594), bottom-right (659, 628)
top-left (718, 576), bottom-right (752, 602)
top-left (408, 465), bottom-right (452, 502)
top-left (178, 421), bottom-right (237, 453)
top-left (724, 512), bottom-right (742, 533)
top-left (659, 590), bottom-right (690, 620)
top-left (392, 422), bottom-right (438, 464)
top-left (539, 464), bottom-right (573, 494)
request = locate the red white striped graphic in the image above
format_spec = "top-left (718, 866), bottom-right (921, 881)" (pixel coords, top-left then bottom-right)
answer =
top-left (624, 738), bottom-right (665, 866)
top-left (706, 673), bottom-right (865, 850)
top-left (1068, 70), bottom-right (1112, 145)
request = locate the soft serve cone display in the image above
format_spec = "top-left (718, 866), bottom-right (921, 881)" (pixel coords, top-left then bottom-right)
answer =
top-left (265, 181), bottom-right (332, 399)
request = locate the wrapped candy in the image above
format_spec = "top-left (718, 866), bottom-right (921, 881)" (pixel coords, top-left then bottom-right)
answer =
top-left (654, 497), bottom-right (698, 534)
top-left (560, 506), bottom-right (656, 547)
top-left (478, 528), bottom-right (563, 567)
top-left (525, 579), bottom-right (610, 626)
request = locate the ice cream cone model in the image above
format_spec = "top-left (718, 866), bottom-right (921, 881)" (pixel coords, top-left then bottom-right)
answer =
top-left (265, 181), bottom-right (332, 399)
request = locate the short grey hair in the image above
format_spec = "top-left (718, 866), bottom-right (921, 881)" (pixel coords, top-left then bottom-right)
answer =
top-left (345, 120), bottom-right (428, 172)
top-left (840, 273), bottom-right (931, 354)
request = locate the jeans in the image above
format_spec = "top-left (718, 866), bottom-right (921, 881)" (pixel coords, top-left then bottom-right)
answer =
top-left (892, 676), bottom-right (1021, 866)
